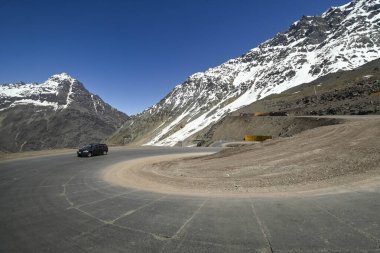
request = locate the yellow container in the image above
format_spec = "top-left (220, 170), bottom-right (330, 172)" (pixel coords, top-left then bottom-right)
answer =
top-left (244, 135), bottom-right (255, 141)
top-left (244, 135), bottom-right (272, 141)
top-left (254, 112), bottom-right (269, 116)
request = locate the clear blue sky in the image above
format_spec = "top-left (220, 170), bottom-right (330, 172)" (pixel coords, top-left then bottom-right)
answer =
top-left (0, 0), bottom-right (349, 115)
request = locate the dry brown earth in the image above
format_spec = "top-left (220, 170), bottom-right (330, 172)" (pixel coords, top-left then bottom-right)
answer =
top-left (104, 117), bottom-right (380, 196)
top-left (0, 148), bottom-right (76, 161)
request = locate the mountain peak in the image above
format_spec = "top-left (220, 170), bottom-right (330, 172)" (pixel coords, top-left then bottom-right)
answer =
top-left (49, 73), bottom-right (76, 81)
top-left (0, 75), bottom-right (129, 152)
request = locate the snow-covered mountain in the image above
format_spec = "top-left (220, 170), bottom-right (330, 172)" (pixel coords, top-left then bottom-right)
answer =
top-left (0, 73), bottom-right (128, 152)
top-left (1, 73), bottom-right (120, 115)
top-left (109, 0), bottom-right (380, 147)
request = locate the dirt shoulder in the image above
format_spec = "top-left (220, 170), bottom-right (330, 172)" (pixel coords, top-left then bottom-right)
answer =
top-left (104, 117), bottom-right (380, 197)
top-left (0, 148), bottom-right (76, 161)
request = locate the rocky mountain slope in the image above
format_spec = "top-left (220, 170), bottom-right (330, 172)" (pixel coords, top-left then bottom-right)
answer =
top-left (200, 58), bottom-right (380, 146)
top-left (109, 0), bottom-right (380, 147)
top-left (235, 58), bottom-right (380, 116)
top-left (0, 73), bottom-right (128, 152)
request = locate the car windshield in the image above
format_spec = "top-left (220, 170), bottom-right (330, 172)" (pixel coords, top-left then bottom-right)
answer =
top-left (81, 145), bottom-right (92, 149)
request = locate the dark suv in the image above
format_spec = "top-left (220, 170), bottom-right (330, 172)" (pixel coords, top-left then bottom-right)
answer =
top-left (77, 143), bottom-right (108, 157)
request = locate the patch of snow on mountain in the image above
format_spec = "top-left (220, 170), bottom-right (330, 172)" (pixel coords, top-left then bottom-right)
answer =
top-left (13, 99), bottom-right (58, 109)
top-left (91, 94), bottom-right (98, 113)
top-left (63, 79), bottom-right (74, 109)
top-left (0, 73), bottom-right (78, 111)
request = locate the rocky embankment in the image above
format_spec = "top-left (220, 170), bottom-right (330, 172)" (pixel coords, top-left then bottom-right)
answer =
top-left (197, 59), bottom-right (380, 145)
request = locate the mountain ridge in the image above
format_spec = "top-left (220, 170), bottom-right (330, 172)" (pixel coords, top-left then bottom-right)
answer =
top-left (0, 73), bottom-right (128, 152)
top-left (109, 0), bottom-right (380, 147)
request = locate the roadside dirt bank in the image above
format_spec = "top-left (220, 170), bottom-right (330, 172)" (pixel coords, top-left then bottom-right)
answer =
top-left (0, 148), bottom-right (76, 161)
top-left (104, 118), bottom-right (380, 197)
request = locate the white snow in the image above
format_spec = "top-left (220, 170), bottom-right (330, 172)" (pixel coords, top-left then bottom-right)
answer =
top-left (144, 109), bottom-right (191, 145)
top-left (91, 94), bottom-right (98, 113)
top-left (0, 99), bottom-right (58, 111)
top-left (61, 74), bottom-right (75, 109)
top-left (13, 99), bottom-right (58, 108)
top-left (0, 73), bottom-right (77, 111)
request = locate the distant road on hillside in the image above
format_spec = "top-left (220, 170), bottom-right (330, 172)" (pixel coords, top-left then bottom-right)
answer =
top-left (296, 114), bottom-right (380, 120)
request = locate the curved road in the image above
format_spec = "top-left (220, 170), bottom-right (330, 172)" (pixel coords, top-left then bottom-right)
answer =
top-left (1, 147), bottom-right (380, 252)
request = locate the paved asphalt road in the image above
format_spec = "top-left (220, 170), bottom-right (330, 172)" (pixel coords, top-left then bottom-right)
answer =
top-left (0, 147), bottom-right (379, 252)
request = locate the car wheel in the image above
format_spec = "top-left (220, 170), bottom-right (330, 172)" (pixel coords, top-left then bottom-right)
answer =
top-left (103, 150), bottom-right (107, 155)
top-left (87, 152), bottom-right (92, 157)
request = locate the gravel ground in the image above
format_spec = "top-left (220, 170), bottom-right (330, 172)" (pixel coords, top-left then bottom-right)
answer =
top-left (104, 117), bottom-right (380, 196)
